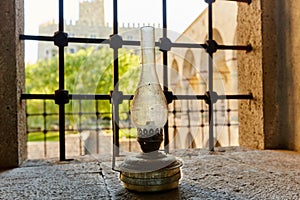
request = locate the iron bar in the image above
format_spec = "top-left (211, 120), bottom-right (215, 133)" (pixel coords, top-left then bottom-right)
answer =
top-left (58, 0), bottom-right (66, 161)
top-left (173, 95), bottom-right (206, 100)
top-left (112, 58), bottom-right (120, 156)
top-left (27, 111), bottom-right (125, 117)
top-left (227, 101), bottom-right (231, 146)
top-left (19, 35), bottom-right (53, 41)
top-left (225, 0), bottom-right (251, 4)
top-left (219, 94), bottom-right (253, 100)
top-left (79, 100), bottom-right (83, 155)
top-left (21, 94), bottom-right (112, 100)
top-left (218, 44), bottom-right (252, 51)
top-left (21, 94), bottom-right (55, 100)
top-left (68, 37), bottom-right (108, 44)
top-left (186, 91), bottom-right (192, 148)
top-left (19, 35), bottom-right (252, 53)
top-left (27, 126), bottom-right (168, 133)
top-left (201, 101), bottom-right (205, 146)
top-left (207, 1), bottom-right (215, 152)
top-left (162, 0), bottom-right (167, 38)
top-left (21, 93), bottom-right (253, 101)
top-left (172, 42), bottom-right (207, 49)
top-left (172, 102), bottom-right (177, 149)
top-left (123, 40), bottom-right (140, 46)
top-left (95, 100), bottom-right (100, 154)
top-left (162, 0), bottom-right (169, 153)
top-left (214, 104), bottom-right (218, 144)
top-left (113, 0), bottom-right (118, 35)
top-left (166, 123), bottom-right (238, 128)
top-left (58, 48), bottom-right (65, 94)
top-left (70, 94), bottom-right (111, 100)
top-left (43, 100), bottom-right (47, 158)
top-left (112, 0), bottom-right (119, 168)
top-left (128, 101), bottom-right (132, 152)
top-left (59, 103), bottom-right (66, 160)
top-left (59, 0), bottom-right (64, 31)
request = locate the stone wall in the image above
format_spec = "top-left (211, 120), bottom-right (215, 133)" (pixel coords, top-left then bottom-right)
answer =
top-left (238, 0), bottom-right (300, 151)
top-left (0, 0), bottom-right (26, 168)
top-left (275, 0), bottom-right (300, 151)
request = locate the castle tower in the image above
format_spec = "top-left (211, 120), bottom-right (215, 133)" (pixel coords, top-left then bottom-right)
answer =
top-left (78, 0), bottom-right (105, 26)
top-left (37, 0), bottom-right (140, 60)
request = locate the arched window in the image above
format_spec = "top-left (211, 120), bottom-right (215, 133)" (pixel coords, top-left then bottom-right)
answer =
top-left (170, 59), bottom-right (179, 90)
top-left (183, 49), bottom-right (200, 93)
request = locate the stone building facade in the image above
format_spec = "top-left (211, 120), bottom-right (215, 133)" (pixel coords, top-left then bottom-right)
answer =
top-left (165, 1), bottom-right (239, 149)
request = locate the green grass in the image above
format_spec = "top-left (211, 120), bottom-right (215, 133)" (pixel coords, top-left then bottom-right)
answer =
top-left (28, 132), bottom-right (77, 142)
top-left (28, 132), bottom-right (60, 142)
top-left (28, 129), bottom-right (137, 142)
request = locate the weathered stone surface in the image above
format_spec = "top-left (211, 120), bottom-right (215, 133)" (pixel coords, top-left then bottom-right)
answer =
top-left (0, 0), bottom-right (26, 168)
top-left (0, 148), bottom-right (299, 199)
top-left (238, 0), bottom-right (300, 151)
top-left (275, 0), bottom-right (300, 151)
top-left (0, 160), bottom-right (110, 199)
top-left (237, 0), bottom-right (265, 150)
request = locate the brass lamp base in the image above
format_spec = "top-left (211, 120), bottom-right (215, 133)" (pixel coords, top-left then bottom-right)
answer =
top-left (118, 152), bottom-right (183, 192)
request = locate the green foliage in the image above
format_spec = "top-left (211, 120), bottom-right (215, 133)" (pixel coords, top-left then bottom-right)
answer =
top-left (25, 47), bottom-right (140, 131)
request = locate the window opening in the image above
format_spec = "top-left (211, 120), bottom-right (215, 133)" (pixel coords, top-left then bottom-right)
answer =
top-left (20, 0), bottom-right (253, 166)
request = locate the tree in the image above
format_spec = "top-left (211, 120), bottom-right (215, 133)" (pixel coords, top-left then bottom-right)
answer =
top-left (25, 46), bottom-right (140, 131)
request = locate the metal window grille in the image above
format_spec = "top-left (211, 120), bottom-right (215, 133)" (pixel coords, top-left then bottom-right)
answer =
top-left (20, 0), bottom-right (253, 165)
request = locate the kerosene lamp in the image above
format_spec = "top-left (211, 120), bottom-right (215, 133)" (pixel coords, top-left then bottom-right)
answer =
top-left (117, 26), bottom-right (182, 192)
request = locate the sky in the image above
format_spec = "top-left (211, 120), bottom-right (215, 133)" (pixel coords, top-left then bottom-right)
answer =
top-left (24, 0), bottom-right (206, 64)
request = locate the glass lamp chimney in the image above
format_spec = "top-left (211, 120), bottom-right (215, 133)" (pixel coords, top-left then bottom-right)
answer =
top-left (130, 26), bottom-right (168, 153)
